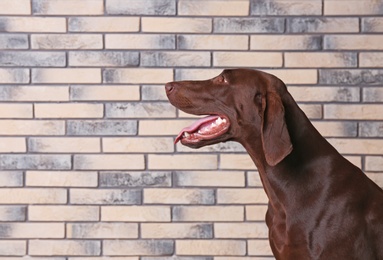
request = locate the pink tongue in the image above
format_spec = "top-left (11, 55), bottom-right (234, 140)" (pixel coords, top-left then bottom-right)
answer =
top-left (175, 115), bottom-right (220, 144)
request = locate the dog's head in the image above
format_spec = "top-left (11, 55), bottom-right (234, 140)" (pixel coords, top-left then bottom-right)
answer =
top-left (165, 69), bottom-right (292, 166)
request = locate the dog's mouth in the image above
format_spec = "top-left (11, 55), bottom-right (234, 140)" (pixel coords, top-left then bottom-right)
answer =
top-left (175, 115), bottom-right (230, 145)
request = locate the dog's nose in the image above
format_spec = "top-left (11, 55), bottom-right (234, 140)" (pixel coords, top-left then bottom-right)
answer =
top-left (165, 82), bottom-right (175, 95)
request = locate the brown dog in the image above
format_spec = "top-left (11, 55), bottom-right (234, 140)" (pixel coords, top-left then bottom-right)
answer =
top-left (165, 69), bottom-right (383, 259)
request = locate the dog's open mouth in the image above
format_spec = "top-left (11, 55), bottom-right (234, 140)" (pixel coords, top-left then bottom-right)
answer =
top-left (175, 115), bottom-right (230, 144)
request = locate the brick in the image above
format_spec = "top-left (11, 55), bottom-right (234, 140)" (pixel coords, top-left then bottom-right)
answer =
top-left (360, 122), bottom-right (383, 137)
top-left (0, 138), bottom-right (26, 153)
top-left (67, 120), bottom-right (137, 136)
top-left (175, 171), bottom-right (245, 187)
top-left (324, 0), bottom-right (383, 15)
top-left (33, 68), bottom-right (101, 84)
top-left (106, 34), bottom-right (175, 50)
top-left (360, 53), bottom-right (383, 68)
top-left (69, 17), bottom-right (139, 32)
top-left (0, 188), bottom-right (66, 204)
top-left (179, 0), bottom-right (249, 16)
top-left (0, 104), bottom-right (32, 118)
top-left (288, 86), bottom-right (360, 102)
top-left (299, 104), bottom-right (322, 119)
top-left (0, 17), bottom-right (66, 32)
top-left (345, 156), bottom-right (362, 169)
top-left (106, 102), bottom-right (175, 119)
top-left (0, 241), bottom-right (26, 256)
top-left (366, 173), bottom-right (383, 188)
top-left (0, 34), bottom-right (28, 49)
top-left (0, 223), bottom-right (64, 238)
top-left (102, 206), bottom-right (171, 222)
top-left (0, 86), bottom-right (69, 102)
top-left (148, 155), bottom-right (218, 170)
top-left (29, 206), bottom-right (99, 221)
top-left (74, 155), bottom-right (144, 170)
top-left (285, 52), bottom-right (357, 68)
top-left (246, 205), bottom-right (268, 221)
top-left (104, 68), bottom-right (173, 84)
top-left (99, 171), bottom-right (172, 188)
top-left (32, 0), bottom-right (104, 15)
top-left (178, 35), bottom-right (248, 50)
top-left (139, 119), bottom-right (195, 136)
top-left (176, 141), bottom-right (245, 153)
top-left (264, 69), bottom-right (318, 84)
top-left (214, 52), bottom-right (282, 67)
top-left (363, 18), bottom-right (383, 32)
top-left (69, 51), bottom-right (139, 67)
top-left (251, 0), bottom-right (321, 15)
top-left (220, 154), bottom-right (254, 170)
top-left (176, 240), bottom-right (246, 256)
top-left (248, 171), bottom-right (263, 187)
top-left (173, 206), bottom-right (244, 222)
top-left (366, 157), bottom-right (383, 172)
top-left (287, 18), bottom-right (359, 33)
top-left (71, 85), bottom-right (140, 101)
top-left (0, 120), bottom-right (64, 135)
top-left (0, 69), bottom-right (29, 84)
top-left (70, 188), bottom-right (141, 205)
top-left (327, 139), bottom-right (383, 155)
top-left (67, 223), bottom-right (138, 239)
top-left (142, 17), bottom-right (212, 33)
top-left (0, 206), bottom-right (26, 221)
top-left (103, 240), bottom-right (174, 256)
top-left (251, 35), bottom-right (321, 50)
top-left (214, 18), bottom-right (284, 33)
top-left (26, 171), bottom-right (98, 187)
top-left (320, 69), bottom-right (383, 85)
top-left (142, 85), bottom-right (167, 101)
top-left (31, 34), bottom-right (102, 49)
top-left (217, 189), bottom-right (268, 204)
top-left (248, 240), bottom-right (273, 256)
top-left (0, 0), bottom-right (30, 14)
top-left (313, 121), bottom-right (357, 137)
top-left (324, 104), bottom-right (383, 120)
top-left (35, 103), bottom-right (103, 118)
top-left (142, 51), bottom-right (210, 67)
top-left (103, 137), bottom-right (174, 153)
top-left (215, 222), bottom-right (268, 238)
top-left (0, 155), bottom-right (71, 170)
top-left (106, 0), bottom-right (175, 15)
top-left (325, 36), bottom-right (383, 50)
top-left (142, 223), bottom-right (212, 239)
top-left (0, 171), bottom-right (23, 187)
top-left (175, 69), bottom-right (223, 81)
top-left (364, 86), bottom-right (383, 102)
top-left (28, 137), bottom-right (100, 153)
top-left (29, 240), bottom-right (100, 256)
top-left (144, 188), bottom-right (214, 204)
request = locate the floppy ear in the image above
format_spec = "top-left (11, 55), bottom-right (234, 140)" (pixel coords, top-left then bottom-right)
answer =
top-left (261, 92), bottom-right (293, 166)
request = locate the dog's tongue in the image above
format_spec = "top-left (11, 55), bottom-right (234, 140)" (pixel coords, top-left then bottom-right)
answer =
top-left (175, 115), bottom-right (220, 144)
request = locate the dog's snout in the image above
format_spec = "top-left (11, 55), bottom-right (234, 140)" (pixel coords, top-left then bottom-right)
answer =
top-left (165, 82), bottom-right (175, 95)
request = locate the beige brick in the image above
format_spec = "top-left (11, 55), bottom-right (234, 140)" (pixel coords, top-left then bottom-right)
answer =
top-left (0, 120), bottom-right (64, 135)
top-left (103, 240), bottom-right (174, 256)
top-left (179, 35), bottom-right (248, 50)
top-left (327, 138), bottom-right (383, 155)
top-left (214, 52), bottom-right (283, 67)
top-left (106, 102), bottom-right (175, 118)
top-left (28, 137), bottom-right (100, 153)
top-left (35, 103), bottom-right (103, 118)
top-left (324, 104), bottom-right (383, 120)
top-left (299, 104), bottom-right (322, 119)
top-left (142, 17), bottom-right (212, 33)
top-left (103, 137), bottom-right (174, 153)
top-left (32, 68), bottom-right (101, 84)
top-left (67, 223), bottom-right (138, 239)
top-left (142, 223), bottom-right (212, 239)
top-left (69, 17), bottom-right (139, 32)
top-left (360, 52), bottom-right (383, 67)
top-left (246, 205), bottom-right (268, 221)
top-left (251, 35), bottom-right (321, 50)
top-left (29, 240), bottom-right (100, 256)
top-left (0, 223), bottom-right (64, 238)
top-left (0, 138), bottom-right (26, 153)
top-left (0, 86), bottom-right (69, 102)
top-left (106, 34), bottom-right (175, 50)
top-left (177, 240), bottom-right (246, 256)
top-left (345, 156), bottom-right (362, 169)
top-left (248, 240), bottom-right (273, 256)
top-left (248, 171), bottom-right (263, 187)
top-left (0, 17), bottom-right (66, 32)
top-left (0, 241), bottom-right (26, 256)
top-left (0, 171), bottom-right (23, 187)
top-left (0, 104), bottom-right (31, 118)
top-left (70, 85), bottom-right (140, 101)
top-left (70, 188), bottom-right (141, 205)
top-left (0, 68), bottom-right (29, 84)
top-left (263, 69), bottom-right (318, 84)
top-left (104, 68), bottom-right (173, 84)
top-left (32, 0), bottom-right (104, 15)
top-left (139, 119), bottom-right (195, 136)
top-left (215, 222), bottom-right (268, 238)
top-left (0, 0), bottom-right (30, 14)
top-left (325, 35), bottom-right (383, 50)
top-left (366, 157), bottom-right (383, 172)
top-left (285, 52), bottom-right (356, 68)
top-left (144, 188), bottom-right (214, 204)
top-left (0, 189), bottom-right (66, 204)
top-left (31, 34), bottom-right (103, 49)
top-left (173, 206), bottom-right (244, 222)
top-left (149, 154), bottom-right (218, 170)
top-left (366, 173), bottom-right (383, 188)
top-left (26, 171), bottom-right (98, 187)
top-left (289, 86), bottom-right (360, 102)
top-left (252, 0), bottom-right (321, 15)
top-left (69, 51), bottom-right (139, 67)
top-left (312, 121), bottom-right (357, 137)
top-left (179, 0), bottom-right (249, 16)
top-left (363, 17), bottom-right (383, 32)
top-left (175, 68), bottom-right (224, 81)
top-left (102, 206), bottom-right (171, 222)
top-left (175, 171), bottom-right (245, 187)
top-left (324, 0), bottom-right (383, 15)
top-left (29, 206), bottom-right (99, 221)
top-left (74, 155), bottom-right (145, 170)
top-left (217, 189), bottom-right (268, 204)
top-left (288, 17), bottom-right (359, 33)
top-left (220, 154), bottom-right (254, 170)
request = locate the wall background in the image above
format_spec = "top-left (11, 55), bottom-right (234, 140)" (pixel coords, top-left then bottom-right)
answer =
top-left (0, 0), bottom-right (383, 258)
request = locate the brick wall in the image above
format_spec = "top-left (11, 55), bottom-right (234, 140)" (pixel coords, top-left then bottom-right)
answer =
top-left (0, 0), bottom-right (382, 258)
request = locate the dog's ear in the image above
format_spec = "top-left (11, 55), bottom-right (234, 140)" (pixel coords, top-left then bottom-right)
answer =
top-left (261, 92), bottom-right (293, 166)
